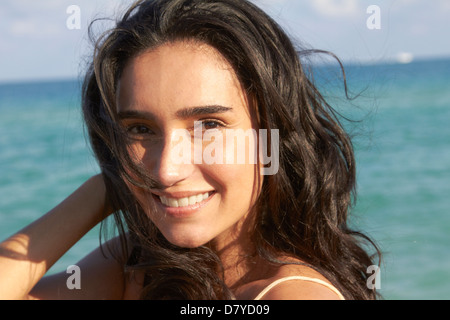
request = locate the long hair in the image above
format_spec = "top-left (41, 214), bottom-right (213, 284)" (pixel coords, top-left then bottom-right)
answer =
top-left (82, 0), bottom-right (381, 300)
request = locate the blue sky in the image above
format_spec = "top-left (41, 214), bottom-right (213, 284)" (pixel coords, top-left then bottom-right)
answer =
top-left (1, 0), bottom-right (449, 83)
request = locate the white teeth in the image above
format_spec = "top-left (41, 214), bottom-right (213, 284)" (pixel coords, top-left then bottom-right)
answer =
top-left (167, 198), bottom-right (179, 208)
top-left (159, 192), bottom-right (211, 208)
top-left (178, 197), bottom-right (188, 207)
top-left (188, 195), bottom-right (197, 205)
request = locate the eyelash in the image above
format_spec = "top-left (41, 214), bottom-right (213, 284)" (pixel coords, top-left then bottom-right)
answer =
top-left (125, 124), bottom-right (154, 138)
top-left (123, 118), bottom-right (227, 141)
top-left (199, 119), bottom-right (227, 130)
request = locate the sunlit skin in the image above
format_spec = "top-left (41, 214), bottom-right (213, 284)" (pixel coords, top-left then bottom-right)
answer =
top-left (116, 41), bottom-right (263, 257)
top-left (113, 41), bottom-right (342, 299)
top-left (0, 40), bottom-right (343, 300)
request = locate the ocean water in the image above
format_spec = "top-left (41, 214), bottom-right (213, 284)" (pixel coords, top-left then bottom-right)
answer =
top-left (0, 80), bottom-right (101, 276)
top-left (1, 58), bottom-right (449, 299)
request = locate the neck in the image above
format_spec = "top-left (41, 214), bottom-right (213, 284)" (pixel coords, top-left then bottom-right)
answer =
top-left (209, 221), bottom-right (265, 291)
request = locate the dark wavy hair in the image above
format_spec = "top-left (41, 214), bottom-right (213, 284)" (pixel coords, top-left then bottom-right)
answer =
top-left (82, 0), bottom-right (382, 300)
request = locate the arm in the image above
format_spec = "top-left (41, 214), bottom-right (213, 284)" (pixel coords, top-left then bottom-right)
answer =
top-left (28, 236), bottom-right (127, 300)
top-left (0, 175), bottom-right (112, 300)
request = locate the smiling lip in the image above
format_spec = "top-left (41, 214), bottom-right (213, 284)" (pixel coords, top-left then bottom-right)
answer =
top-left (152, 190), bottom-right (215, 218)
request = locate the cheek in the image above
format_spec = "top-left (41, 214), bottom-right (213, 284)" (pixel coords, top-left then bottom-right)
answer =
top-left (206, 162), bottom-right (261, 207)
top-left (202, 130), bottom-right (263, 202)
top-left (122, 141), bottom-right (159, 184)
top-left (125, 181), bottom-right (154, 212)
top-left (126, 141), bottom-right (152, 166)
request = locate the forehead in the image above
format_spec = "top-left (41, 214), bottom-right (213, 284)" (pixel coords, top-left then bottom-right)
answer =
top-left (116, 41), bottom-right (248, 114)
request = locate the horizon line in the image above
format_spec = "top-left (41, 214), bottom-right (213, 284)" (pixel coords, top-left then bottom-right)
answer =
top-left (1, 54), bottom-right (450, 86)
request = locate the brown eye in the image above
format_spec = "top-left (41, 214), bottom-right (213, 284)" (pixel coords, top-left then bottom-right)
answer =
top-left (202, 120), bottom-right (225, 130)
top-left (126, 124), bottom-right (155, 139)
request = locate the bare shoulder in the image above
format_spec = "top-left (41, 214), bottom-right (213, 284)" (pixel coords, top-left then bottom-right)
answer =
top-left (257, 277), bottom-right (343, 300)
top-left (254, 262), bottom-right (344, 300)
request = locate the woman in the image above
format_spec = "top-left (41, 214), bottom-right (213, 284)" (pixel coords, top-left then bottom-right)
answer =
top-left (0, 0), bottom-right (380, 300)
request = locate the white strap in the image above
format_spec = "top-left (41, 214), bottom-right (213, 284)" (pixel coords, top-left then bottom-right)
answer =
top-left (253, 276), bottom-right (345, 300)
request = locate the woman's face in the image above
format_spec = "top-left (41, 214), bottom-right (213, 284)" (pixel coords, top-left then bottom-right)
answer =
top-left (116, 41), bottom-right (262, 248)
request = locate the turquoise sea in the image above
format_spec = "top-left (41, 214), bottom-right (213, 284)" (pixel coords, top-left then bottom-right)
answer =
top-left (1, 58), bottom-right (449, 299)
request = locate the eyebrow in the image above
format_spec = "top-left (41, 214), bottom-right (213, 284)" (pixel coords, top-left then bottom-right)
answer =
top-left (175, 105), bottom-right (233, 118)
top-left (117, 105), bottom-right (233, 121)
top-left (117, 110), bottom-right (155, 121)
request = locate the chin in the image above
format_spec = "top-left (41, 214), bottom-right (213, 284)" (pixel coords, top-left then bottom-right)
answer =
top-left (162, 230), bottom-right (213, 249)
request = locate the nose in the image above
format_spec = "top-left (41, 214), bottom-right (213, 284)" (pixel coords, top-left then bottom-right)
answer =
top-left (145, 130), bottom-right (194, 187)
